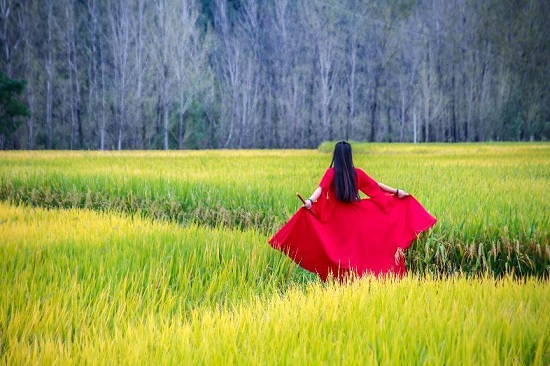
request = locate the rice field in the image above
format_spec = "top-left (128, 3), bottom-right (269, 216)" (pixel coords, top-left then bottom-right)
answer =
top-left (1, 143), bottom-right (549, 364)
top-left (1, 143), bottom-right (549, 276)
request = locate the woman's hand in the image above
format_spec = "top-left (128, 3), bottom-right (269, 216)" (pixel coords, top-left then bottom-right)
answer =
top-left (394, 247), bottom-right (405, 264)
top-left (303, 187), bottom-right (322, 209)
top-left (378, 183), bottom-right (410, 198)
top-left (397, 190), bottom-right (409, 198)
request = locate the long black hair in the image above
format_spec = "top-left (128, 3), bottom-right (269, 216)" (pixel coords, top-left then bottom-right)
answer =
top-left (330, 141), bottom-right (359, 202)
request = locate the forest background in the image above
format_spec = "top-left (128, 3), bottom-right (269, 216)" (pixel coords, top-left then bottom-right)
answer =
top-left (1, 0), bottom-right (549, 150)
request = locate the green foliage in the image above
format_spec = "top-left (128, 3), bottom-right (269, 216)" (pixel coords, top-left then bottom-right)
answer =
top-left (0, 72), bottom-right (29, 140)
top-left (500, 95), bottom-right (525, 140)
top-left (543, 121), bottom-right (550, 141)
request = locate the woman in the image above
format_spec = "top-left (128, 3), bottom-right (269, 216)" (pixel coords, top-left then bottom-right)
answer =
top-left (269, 141), bottom-right (436, 281)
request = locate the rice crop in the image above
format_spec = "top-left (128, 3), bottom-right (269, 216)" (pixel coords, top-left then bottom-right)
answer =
top-left (1, 203), bottom-right (548, 365)
top-left (1, 143), bottom-right (549, 276)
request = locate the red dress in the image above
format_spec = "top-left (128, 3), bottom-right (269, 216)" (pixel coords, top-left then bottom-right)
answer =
top-left (268, 168), bottom-right (437, 281)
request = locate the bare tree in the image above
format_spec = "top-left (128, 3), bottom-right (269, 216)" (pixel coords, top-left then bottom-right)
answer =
top-left (108, 0), bottom-right (132, 150)
top-left (149, 0), bottom-right (174, 150)
top-left (344, 19), bottom-right (358, 141)
top-left (303, 0), bottom-right (339, 142)
top-left (214, 0), bottom-right (241, 148)
top-left (2, 0), bottom-right (549, 149)
top-left (45, 0), bottom-right (55, 148)
top-left (133, 0), bottom-right (146, 148)
top-left (99, 23), bottom-right (107, 150)
top-left (17, 0), bottom-right (36, 148)
top-left (0, 0), bottom-right (16, 77)
top-left (62, 0), bottom-right (83, 149)
top-left (173, 0), bottom-right (202, 149)
top-left (237, 0), bottom-right (263, 148)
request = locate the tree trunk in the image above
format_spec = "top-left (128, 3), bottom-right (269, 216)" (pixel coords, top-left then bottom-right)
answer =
top-left (45, 0), bottom-right (54, 149)
top-left (20, 1), bottom-right (35, 148)
top-left (1, 0), bottom-right (13, 77)
top-left (135, 0), bottom-right (145, 149)
top-left (413, 106), bottom-right (418, 144)
top-left (451, 68), bottom-right (457, 143)
top-left (99, 23), bottom-right (107, 150)
top-left (370, 75), bottom-right (379, 142)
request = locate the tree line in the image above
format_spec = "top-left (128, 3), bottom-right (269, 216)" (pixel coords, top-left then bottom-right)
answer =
top-left (1, 0), bottom-right (549, 149)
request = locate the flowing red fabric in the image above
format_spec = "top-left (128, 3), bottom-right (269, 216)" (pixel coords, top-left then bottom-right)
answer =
top-left (268, 168), bottom-right (437, 281)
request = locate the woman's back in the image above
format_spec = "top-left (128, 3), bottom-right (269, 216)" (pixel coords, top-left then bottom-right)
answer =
top-left (269, 141), bottom-right (437, 281)
top-left (318, 167), bottom-right (391, 213)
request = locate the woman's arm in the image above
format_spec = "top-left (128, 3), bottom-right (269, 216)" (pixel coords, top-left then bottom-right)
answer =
top-left (378, 182), bottom-right (409, 198)
top-left (304, 187), bottom-right (322, 209)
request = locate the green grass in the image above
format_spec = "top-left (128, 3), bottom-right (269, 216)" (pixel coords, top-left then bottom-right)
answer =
top-left (1, 143), bottom-right (549, 364)
top-left (1, 143), bottom-right (549, 276)
top-left (0, 203), bottom-right (548, 365)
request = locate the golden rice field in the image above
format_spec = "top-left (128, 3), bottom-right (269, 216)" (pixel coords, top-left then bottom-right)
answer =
top-left (1, 203), bottom-right (549, 365)
top-left (1, 143), bottom-right (549, 364)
